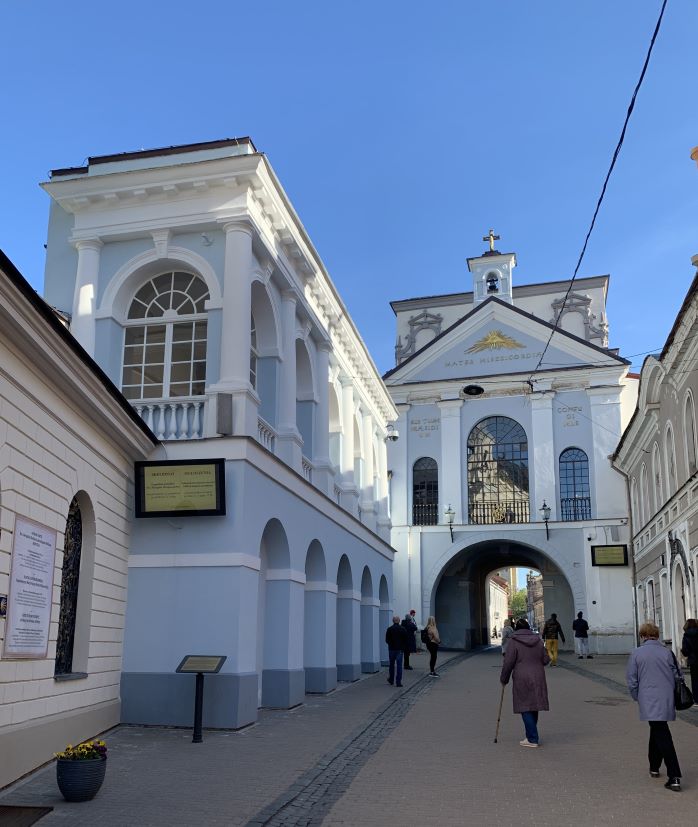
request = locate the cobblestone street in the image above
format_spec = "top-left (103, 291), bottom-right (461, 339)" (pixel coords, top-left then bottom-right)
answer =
top-left (2, 650), bottom-right (697, 826)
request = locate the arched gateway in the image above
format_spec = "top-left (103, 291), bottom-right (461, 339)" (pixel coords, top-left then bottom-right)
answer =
top-left (428, 540), bottom-right (575, 650)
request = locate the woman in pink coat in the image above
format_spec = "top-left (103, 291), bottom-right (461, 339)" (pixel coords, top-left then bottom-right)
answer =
top-left (500, 618), bottom-right (550, 747)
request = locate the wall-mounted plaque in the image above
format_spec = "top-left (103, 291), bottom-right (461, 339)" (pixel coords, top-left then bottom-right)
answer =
top-left (591, 545), bottom-right (628, 566)
top-left (135, 459), bottom-right (226, 518)
top-left (3, 517), bottom-right (57, 658)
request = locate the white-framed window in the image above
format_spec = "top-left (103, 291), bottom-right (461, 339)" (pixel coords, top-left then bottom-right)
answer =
top-left (685, 392), bottom-right (697, 477)
top-left (121, 271), bottom-right (209, 401)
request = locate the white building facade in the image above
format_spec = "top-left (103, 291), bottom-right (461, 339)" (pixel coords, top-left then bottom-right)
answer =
top-left (386, 240), bottom-right (638, 653)
top-left (40, 138), bottom-right (397, 730)
top-left (0, 250), bottom-right (156, 788)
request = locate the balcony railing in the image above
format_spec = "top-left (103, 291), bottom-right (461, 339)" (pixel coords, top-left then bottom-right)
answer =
top-left (468, 500), bottom-right (530, 525)
top-left (133, 397), bottom-right (205, 440)
top-left (560, 497), bottom-right (592, 521)
top-left (257, 416), bottom-right (276, 452)
top-left (413, 502), bottom-right (439, 526)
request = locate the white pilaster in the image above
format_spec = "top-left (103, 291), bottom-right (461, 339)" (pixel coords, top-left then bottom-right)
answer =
top-left (531, 390), bottom-right (556, 521)
top-left (389, 403), bottom-right (410, 526)
top-left (438, 398), bottom-right (463, 524)
top-left (376, 431), bottom-right (391, 541)
top-left (276, 289), bottom-right (303, 470)
top-left (71, 238), bottom-right (102, 356)
top-left (312, 341), bottom-right (333, 494)
top-left (339, 376), bottom-right (359, 514)
top-left (360, 410), bottom-right (377, 530)
top-left (217, 220), bottom-right (258, 436)
top-left (588, 387), bottom-right (626, 517)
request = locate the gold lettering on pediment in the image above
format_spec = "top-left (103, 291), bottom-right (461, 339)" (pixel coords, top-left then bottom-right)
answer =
top-left (466, 330), bottom-right (526, 353)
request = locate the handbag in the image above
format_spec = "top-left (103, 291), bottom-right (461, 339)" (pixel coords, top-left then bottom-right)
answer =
top-left (671, 652), bottom-right (694, 710)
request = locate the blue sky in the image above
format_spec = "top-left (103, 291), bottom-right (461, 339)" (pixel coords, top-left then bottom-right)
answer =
top-left (1, 1), bottom-right (695, 376)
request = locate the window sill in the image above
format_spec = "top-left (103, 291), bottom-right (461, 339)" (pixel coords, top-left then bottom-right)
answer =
top-left (54, 672), bottom-right (88, 683)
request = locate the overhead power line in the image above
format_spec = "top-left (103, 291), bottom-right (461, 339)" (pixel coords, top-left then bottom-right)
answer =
top-left (529, 0), bottom-right (669, 383)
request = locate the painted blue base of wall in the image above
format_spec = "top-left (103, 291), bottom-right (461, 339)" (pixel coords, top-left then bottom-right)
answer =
top-left (305, 666), bottom-right (337, 694)
top-left (261, 669), bottom-right (305, 708)
top-left (337, 663), bottom-right (361, 682)
top-left (120, 672), bottom-right (258, 729)
top-left (361, 660), bottom-right (380, 674)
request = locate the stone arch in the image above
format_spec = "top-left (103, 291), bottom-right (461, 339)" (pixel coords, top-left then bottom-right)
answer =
top-left (336, 555), bottom-right (358, 681)
top-left (671, 554), bottom-right (689, 650)
top-left (55, 490), bottom-right (96, 676)
top-left (304, 540), bottom-right (335, 693)
top-left (426, 538), bottom-right (579, 651)
top-left (257, 518), bottom-right (292, 706)
top-left (638, 359), bottom-right (664, 410)
top-left (360, 566), bottom-right (379, 673)
top-left (97, 246), bottom-right (223, 322)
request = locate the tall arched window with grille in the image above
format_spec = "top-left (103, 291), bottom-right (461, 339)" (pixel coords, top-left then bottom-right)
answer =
top-left (122, 271), bottom-right (209, 401)
top-left (559, 447), bottom-right (591, 521)
top-left (55, 497), bottom-right (82, 676)
top-left (665, 423), bottom-right (678, 497)
top-left (685, 392), bottom-right (697, 477)
top-left (652, 442), bottom-right (663, 510)
top-left (467, 417), bottom-right (529, 524)
top-left (412, 457), bottom-right (438, 525)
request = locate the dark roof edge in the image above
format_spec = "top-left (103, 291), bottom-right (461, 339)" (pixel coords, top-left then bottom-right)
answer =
top-left (50, 137), bottom-right (257, 177)
top-left (0, 248), bottom-right (159, 445)
top-left (383, 295), bottom-right (628, 379)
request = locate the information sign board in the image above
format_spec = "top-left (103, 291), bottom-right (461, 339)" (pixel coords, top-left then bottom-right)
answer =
top-left (135, 459), bottom-right (226, 518)
top-left (591, 544), bottom-right (628, 566)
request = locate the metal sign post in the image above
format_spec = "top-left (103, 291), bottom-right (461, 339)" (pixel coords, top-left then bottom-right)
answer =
top-left (175, 655), bottom-right (227, 743)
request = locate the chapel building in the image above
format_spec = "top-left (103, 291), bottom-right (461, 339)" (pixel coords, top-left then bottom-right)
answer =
top-left (385, 234), bottom-right (638, 652)
top-left (36, 138), bottom-right (397, 733)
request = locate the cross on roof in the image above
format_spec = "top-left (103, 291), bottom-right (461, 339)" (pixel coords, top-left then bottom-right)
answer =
top-left (483, 229), bottom-right (500, 252)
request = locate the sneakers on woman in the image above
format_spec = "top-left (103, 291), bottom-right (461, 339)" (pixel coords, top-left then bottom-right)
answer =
top-left (519, 739), bottom-right (539, 748)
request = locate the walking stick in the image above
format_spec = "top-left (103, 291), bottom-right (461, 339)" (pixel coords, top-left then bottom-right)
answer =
top-left (494, 683), bottom-right (505, 743)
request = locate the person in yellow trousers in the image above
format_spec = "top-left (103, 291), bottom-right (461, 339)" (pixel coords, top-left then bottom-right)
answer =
top-left (541, 613), bottom-right (565, 666)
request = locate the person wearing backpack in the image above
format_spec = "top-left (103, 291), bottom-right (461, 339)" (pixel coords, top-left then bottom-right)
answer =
top-left (423, 616), bottom-right (441, 677)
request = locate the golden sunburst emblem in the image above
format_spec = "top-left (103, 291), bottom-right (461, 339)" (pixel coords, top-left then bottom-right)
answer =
top-left (466, 329), bottom-right (525, 353)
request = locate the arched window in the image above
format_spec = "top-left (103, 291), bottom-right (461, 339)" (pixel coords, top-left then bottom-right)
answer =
top-left (467, 416), bottom-right (529, 524)
top-left (412, 457), bottom-right (438, 525)
top-left (250, 314), bottom-right (258, 389)
top-left (640, 464), bottom-right (649, 526)
top-left (652, 442), bottom-right (663, 511)
top-left (685, 393), bottom-right (697, 477)
top-left (631, 478), bottom-right (639, 526)
top-left (665, 424), bottom-right (678, 497)
top-left (122, 271), bottom-right (209, 400)
top-left (55, 497), bottom-right (82, 676)
top-left (559, 447), bottom-right (591, 521)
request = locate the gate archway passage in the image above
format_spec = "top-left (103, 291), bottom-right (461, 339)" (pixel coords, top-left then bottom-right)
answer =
top-left (430, 540), bottom-right (574, 650)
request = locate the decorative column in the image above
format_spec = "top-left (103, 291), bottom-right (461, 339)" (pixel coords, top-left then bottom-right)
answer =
top-left (360, 596), bottom-right (380, 673)
top-left (388, 403), bottom-right (410, 526)
top-left (312, 341), bottom-right (333, 494)
top-left (304, 581), bottom-right (337, 693)
top-left (588, 387), bottom-right (626, 517)
top-left (261, 569), bottom-right (306, 708)
top-left (339, 376), bottom-right (359, 515)
top-left (276, 289), bottom-right (303, 470)
top-left (217, 220), bottom-right (258, 436)
top-left (438, 398), bottom-right (464, 525)
top-left (71, 238), bottom-right (102, 356)
top-left (530, 389), bottom-right (556, 521)
top-left (360, 410), bottom-right (377, 531)
top-left (336, 588), bottom-right (361, 681)
top-left (376, 432), bottom-right (391, 541)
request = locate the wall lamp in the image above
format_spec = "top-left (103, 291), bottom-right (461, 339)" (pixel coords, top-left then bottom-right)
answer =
top-left (445, 503), bottom-right (455, 541)
top-left (540, 501), bottom-right (551, 541)
top-left (385, 424), bottom-right (399, 442)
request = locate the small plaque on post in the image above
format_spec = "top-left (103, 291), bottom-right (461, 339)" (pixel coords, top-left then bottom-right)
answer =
top-left (176, 655), bottom-right (226, 674)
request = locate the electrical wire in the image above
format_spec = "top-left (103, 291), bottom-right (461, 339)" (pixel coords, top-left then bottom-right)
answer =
top-left (528, 0), bottom-right (669, 383)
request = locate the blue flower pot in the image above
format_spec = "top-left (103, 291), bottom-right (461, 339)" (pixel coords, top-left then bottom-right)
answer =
top-left (56, 757), bottom-right (107, 802)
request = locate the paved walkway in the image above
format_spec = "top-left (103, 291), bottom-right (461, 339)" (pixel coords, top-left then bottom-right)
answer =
top-left (2, 650), bottom-right (697, 826)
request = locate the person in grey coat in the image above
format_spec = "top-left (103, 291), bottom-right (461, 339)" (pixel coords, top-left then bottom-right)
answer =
top-left (500, 618), bottom-right (550, 747)
top-left (626, 621), bottom-right (682, 791)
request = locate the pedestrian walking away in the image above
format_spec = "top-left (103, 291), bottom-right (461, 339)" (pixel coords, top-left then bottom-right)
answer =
top-left (572, 611), bottom-right (592, 659)
top-left (680, 618), bottom-right (698, 700)
top-left (541, 612), bottom-right (565, 665)
top-left (501, 617), bottom-right (514, 658)
top-left (385, 615), bottom-right (409, 687)
top-left (500, 618), bottom-right (550, 747)
top-left (424, 616), bottom-right (441, 676)
top-left (626, 621), bottom-right (682, 792)
top-left (401, 610), bottom-right (418, 670)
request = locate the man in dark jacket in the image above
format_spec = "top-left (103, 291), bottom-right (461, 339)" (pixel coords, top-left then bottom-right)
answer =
top-left (385, 616), bottom-right (409, 687)
top-left (680, 618), bottom-right (698, 699)
top-left (541, 613), bottom-right (565, 666)
top-left (572, 611), bottom-right (592, 659)
top-left (401, 611), bottom-right (418, 669)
